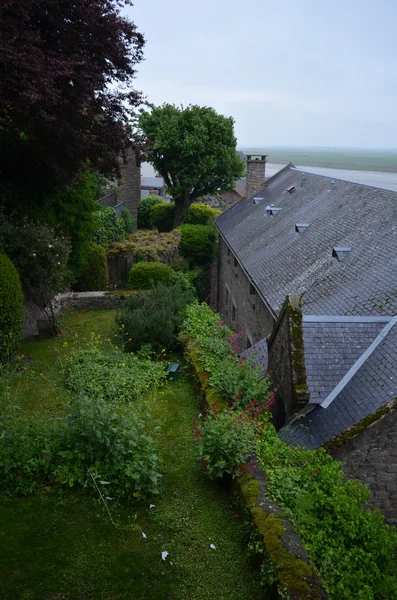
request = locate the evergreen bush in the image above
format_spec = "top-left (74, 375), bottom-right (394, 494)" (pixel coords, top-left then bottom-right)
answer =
top-left (0, 254), bottom-right (24, 362)
top-left (128, 262), bottom-right (172, 290)
top-left (179, 224), bottom-right (218, 266)
top-left (185, 203), bottom-right (221, 225)
top-left (74, 243), bottom-right (108, 291)
top-left (117, 282), bottom-right (195, 352)
top-left (137, 195), bottom-right (163, 229)
top-left (150, 202), bottom-right (175, 232)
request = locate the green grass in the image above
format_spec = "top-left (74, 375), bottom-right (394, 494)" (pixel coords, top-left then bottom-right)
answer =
top-left (0, 310), bottom-right (263, 599)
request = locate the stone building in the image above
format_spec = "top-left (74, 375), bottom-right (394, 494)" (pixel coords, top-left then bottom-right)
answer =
top-left (215, 163), bottom-right (397, 524)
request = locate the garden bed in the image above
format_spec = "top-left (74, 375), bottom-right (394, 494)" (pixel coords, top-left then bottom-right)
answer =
top-left (0, 309), bottom-right (264, 599)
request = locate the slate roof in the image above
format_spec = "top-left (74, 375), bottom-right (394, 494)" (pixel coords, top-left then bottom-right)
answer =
top-left (216, 166), bottom-right (397, 316)
top-left (280, 317), bottom-right (397, 449)
top-left (303, 316), bottom-right (387, 404)
top-left (241, 338), bottom-right (268, 376)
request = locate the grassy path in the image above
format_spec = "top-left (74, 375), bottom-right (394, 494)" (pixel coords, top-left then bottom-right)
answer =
top-left (0, 310), bottom-right (263, 599)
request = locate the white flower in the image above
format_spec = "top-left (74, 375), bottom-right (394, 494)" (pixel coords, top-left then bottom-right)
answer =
top-left (142, 532), bottom-right (147, 539)
top-left (210, 544), bottom-right (216, 550)
top-left (161, 551), bottom-right (169, 561)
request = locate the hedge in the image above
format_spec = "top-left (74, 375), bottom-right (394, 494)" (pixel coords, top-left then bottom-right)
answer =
top-left (128, 262), bottom-right (172, 290)
top-left (150, 202), bottom-right (175, 232)
top-left (137, 195), bottom-right (163, 229)
top-left (179, 224), bottom-right (218, 266)
top-left (0, 254), bottom-right (24, 362)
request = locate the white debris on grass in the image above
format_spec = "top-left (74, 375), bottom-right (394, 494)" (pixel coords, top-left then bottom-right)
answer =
top-left (161, 551), bottom-right (169, 561)
top-left (141, 532), bottom-right (147, 539)
top-left (210, 544), bottom-right (216, 550)
top-left (149, 504), bottom-right (155, 509)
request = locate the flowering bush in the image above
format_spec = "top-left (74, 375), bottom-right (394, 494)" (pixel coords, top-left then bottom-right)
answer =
top-left (194, 402), bottom-right (266, 480)
top-left (181, 302), bottom-right (273, 410)
top-left (0, 214), bottom-right (71, 331)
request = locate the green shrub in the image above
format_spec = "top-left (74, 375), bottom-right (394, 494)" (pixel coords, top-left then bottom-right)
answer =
top-left (181, 302), bottom-right (272, 409)
top-left (194, 407), bottom-right (258, 479)
top-left (185, 203), bottom-right (221, 225)
top-left (66, 346), bottom-right (166, 401)
top-left (258, 426), bottom-right (397, 599)
top-left (128, 262), bottom-right (172, 290)
top-left (0, 399), bottom-right (161, 498)
top-left (117, 282), bottom-right (195, 352)
top-left (150, 202), bottom-right (175, 232)
top-left (179, 224), bottom-right (217, 266)
top-left (137, 195), bottom-right (163, 229)
top-left (74, 243), bottom-right (108, 291)
top-left (0, 254), bottom-right (24, 362)
top-left (108, 229), bottom-right (181, 263)
top-left (93, 207), bottom-right (134, 246)
top-left (119, 207), bottom-right (134, 235)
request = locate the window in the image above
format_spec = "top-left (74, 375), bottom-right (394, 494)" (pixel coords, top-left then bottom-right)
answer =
top-left (227, 247), bottom-right (230, 256)
top-left (234, 257), bottom-right (238, 268)
top-left (232, 303), bottom-right (236, 321)
top-left (246, 337), bottom-right (252, 349)
top-left (225, 288), bottom-right (229, 306)
top-left (249, 283), bottom-right (256, 295)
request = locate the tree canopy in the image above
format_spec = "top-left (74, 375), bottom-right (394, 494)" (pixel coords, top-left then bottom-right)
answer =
top-left (138, 104), bottom-right (245, 227)
top-left (0, 0), bottom-right (145, 192)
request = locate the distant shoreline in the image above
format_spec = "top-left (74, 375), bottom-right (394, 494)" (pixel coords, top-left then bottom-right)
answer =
top-left (239, 147), bottom-right (397, 174)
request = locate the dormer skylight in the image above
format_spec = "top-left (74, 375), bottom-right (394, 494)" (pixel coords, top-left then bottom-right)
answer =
top-left (332, 246), bottom-right (352, 260)
top-left (266, 204), bottom-right (282, 215)
top-left (295, 223), bottom-right (310, 233)
top-left (286, 186), bottom-right (296, 194)
top-left (253, 197), bottom-right (264, 205)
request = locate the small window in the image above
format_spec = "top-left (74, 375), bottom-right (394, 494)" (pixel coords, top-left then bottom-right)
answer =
top-left (249, 283), bottom-right (255, 295)
top-left (225, 288), bottom-right (229, 306)
top-left (246, 337), bottom-right (252, 350)
top-left (234, 257), bottom-right (238, 268)
top-left (227, 247), bottom-right (230, 256)
top-left (232, 303), bottom-right (236, 321)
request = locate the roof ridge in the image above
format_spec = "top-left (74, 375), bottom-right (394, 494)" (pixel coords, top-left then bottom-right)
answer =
top-left (320, 316), bottom-right (397, 409)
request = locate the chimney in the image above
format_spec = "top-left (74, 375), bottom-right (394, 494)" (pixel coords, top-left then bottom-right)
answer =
top-left (246, 154), bottom-right (267, 199)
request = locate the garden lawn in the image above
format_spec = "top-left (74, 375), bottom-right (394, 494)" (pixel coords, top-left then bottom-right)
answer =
top-left (0, 309), bottom-right (263, 600)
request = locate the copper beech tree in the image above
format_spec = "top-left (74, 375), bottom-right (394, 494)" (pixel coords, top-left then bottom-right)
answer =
top-left (0, 0), bottom-right (145, 194)
top-left (138, 104), bottom-right (245, 228)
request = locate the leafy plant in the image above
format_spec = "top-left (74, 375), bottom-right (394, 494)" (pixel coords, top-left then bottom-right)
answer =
top-left (66, 345), bottom-right (167, 402)
top-left (0, 254), bottom-right (24, 362)
top-left (257, 425), bottom-right (397, 600)
top-left (193, 407), bottom-right (258, 479)
top-left (179, 224), bottom-right (217, 267)
top-left (117, 281), bottom-right (195, 352)
top-left (74, 243), bottom-right (108, 291)
top-left (128, 262), bottom-right (172, 290)
top-left (150, 202), bottom-right (175, 232)
top-left (137, 195), bottom-right (163, 229)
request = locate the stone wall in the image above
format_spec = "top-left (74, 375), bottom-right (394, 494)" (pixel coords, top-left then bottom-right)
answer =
top-left (217, 236), bottom-right (276, 349)
top-left (268, 295), bottom-right (310, 422)
top-left (117, 149), bottom-right (141, 221)
top-left (331, 406), bottom-right (397, 526)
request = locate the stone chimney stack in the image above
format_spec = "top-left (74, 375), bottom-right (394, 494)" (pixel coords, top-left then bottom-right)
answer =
top-left (246, 154), bottom-right (267, 199)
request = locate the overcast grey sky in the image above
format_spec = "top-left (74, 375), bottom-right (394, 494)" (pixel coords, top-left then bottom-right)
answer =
top-left (125, 0), bottom-right (397, 149)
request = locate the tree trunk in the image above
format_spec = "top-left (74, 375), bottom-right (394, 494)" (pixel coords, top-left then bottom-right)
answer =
top-left (172, 192), bottom-right (192, 228)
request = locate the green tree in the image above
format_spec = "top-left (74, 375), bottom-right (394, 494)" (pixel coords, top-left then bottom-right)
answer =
top-left (138, 104), bottom-right (244, 227)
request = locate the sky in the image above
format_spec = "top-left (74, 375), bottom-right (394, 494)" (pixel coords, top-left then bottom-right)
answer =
top-left (124, 0), bottom-right (397, 149)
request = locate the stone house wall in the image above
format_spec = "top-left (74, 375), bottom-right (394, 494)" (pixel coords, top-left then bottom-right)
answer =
top-left (217, 236), bottom-right (276, 349)
top-left (117, 149), bottom-right (141, 222)
top-left (331, 407), bottom-right (397, 526)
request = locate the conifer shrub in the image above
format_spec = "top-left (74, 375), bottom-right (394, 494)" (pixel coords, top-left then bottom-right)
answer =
top-left (128, 262), bottom-right (172, 290)
top-left (179, 224), bottom-right (218, 266)
top-left (74, 243), bottom-right (108, 291)
top-left (150, 202), bottom-right (175, 232)
top-left (137, 195), bottom-right (163, 229)
top-left (0, 254), bottom-right (24, 362)
top-left (185, 203), bottom-right (221, 225)
top-left (117, 281), bottom-right (195, 352)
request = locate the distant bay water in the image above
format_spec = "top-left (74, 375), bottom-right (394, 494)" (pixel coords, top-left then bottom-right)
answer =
top-left (142, 147), bottom-right (397, 192)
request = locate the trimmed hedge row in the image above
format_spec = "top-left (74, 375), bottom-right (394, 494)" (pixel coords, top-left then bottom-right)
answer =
top-left (0, 254), bottom-right (24, 362)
